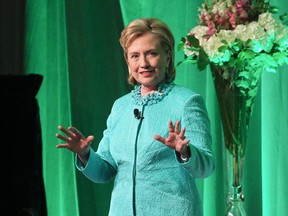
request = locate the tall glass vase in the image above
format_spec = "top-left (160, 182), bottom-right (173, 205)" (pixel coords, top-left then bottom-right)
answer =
top-left (210, 65), bottom-right (260, 216)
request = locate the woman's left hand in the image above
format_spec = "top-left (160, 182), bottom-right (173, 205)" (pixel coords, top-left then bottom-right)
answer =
top-left (154, 120), bottom-right (190, 156)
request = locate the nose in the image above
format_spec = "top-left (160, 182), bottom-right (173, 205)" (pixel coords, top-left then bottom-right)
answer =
top-left (140, 56), bottom-right (150, 68)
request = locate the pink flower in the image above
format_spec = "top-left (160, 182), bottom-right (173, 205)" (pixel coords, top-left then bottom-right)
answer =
top-left (206, 20), bottom-right (217, 36)
top-left (228, 12), bottom-right (237, 29)
top-left (236, 0), bottom-right (249, 6)
top-left (235, 0), bottom-right (250, 22)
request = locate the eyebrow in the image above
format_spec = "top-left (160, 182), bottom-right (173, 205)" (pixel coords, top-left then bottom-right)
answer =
top-left (129, 49), bottom-right (158, 56)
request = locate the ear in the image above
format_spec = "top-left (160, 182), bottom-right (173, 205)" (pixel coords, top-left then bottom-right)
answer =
top-left (128, 66), bottom-right (131, 74)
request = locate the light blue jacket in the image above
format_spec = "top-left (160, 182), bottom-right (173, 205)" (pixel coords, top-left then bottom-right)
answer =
top-left (76, 83), bottom-right (215, 216)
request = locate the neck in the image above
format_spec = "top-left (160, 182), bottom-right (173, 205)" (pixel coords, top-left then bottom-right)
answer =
top-left (141, 85), bottom-right (158, 96)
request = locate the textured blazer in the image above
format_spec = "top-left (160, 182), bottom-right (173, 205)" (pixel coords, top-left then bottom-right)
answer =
top-left (76, 83), bottom-right (215, 216)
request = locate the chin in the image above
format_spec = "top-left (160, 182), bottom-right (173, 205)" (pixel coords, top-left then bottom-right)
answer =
top-left (141, 82), bottom-right (160, 88)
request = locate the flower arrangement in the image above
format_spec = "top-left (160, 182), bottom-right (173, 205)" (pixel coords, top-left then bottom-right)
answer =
top-left (179, 0), bottom-right (288, 159)
top-left (178, 0), bottom-right (288, 94)
top-left (179, 2), bottom-right (288, 213)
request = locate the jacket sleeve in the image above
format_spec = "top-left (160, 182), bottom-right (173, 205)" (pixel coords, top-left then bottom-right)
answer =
top-left (176, 93), bottom-right (215, 178)
top-left (75, 146), bottom-right (117, 183)
top-left (75, 104), bottom-right (118, 183)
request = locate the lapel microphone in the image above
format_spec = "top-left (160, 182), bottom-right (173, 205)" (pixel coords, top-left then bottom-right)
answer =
top-left (133, 108), bottom-right (143, 119)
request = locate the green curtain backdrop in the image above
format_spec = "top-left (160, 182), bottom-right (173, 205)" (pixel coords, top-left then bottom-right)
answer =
top-left (24, 0), bottom-right (287, 215)
top-left (25, 1), bottom-right (78, 215)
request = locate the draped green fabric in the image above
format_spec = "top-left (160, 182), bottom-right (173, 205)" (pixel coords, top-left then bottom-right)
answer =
top-left (24, 0), bottom-right (287, 215)
top-left (24, 1), bottom-right (78, 215)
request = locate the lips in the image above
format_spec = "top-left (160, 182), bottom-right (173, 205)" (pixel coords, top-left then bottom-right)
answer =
top-left (141, 71), bottom-right (154, 77)
top-left (139, 69), bottom-right (154, 76)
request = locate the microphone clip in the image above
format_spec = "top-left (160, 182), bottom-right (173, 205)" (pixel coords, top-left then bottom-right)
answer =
top-left (133, 108), bottom-right (143, 120)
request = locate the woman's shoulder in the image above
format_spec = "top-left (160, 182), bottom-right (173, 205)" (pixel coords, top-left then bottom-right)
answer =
top-left (171, 84), bottom-right (200, 99)
top-left (111, 91), bottom-right (133, 109)
top-left (115, 91), bottom-right (132, 102)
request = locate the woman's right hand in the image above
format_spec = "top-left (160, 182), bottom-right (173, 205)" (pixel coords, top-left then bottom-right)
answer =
top-left (55, 126), bottom-right (94, 158)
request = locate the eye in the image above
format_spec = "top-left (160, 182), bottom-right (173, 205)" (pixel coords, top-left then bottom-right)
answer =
top-left (129, 53), bottom-right (139, 60)
top-left (147, 51), bottom-right (158, 57)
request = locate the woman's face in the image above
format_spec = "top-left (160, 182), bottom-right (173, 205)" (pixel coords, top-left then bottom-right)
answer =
top-left (127, 33), bottom-right (170, 89)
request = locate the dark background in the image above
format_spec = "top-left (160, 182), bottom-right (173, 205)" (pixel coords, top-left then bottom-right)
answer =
top-left (0, 1), bottom-right (47, 215)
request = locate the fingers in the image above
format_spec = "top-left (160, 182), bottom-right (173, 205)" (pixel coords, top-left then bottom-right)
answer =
top-left (167, 120), bottom-right (187, 141)
top-left (182, 139), bottom-right (190, 145)
top-left (55, 133), bottom-right (70, 142)
top-left (168, 120), bottom-right (181, 134)
top-left (168, 121), bottom-right (174, 133)
top-left (175, 120), bottom-right (180, 134)
top-left (86, 135), bottom-right (95, 143)
top-left (58, 125), bottom-right (74, 138)
top-left (179, 127), bottom-right (186, 139)
top-left (153, 134), bottom-right (166, 143)
top-left (69, 126), bottom-right (85, 139)
top-left (55, 143), bottom-right (69, 149)
top-left (56, 125), bottom-right (84, 141)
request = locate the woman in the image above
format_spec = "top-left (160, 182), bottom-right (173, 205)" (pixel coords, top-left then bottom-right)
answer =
top-left (56, 18), bottom-right (215, 216)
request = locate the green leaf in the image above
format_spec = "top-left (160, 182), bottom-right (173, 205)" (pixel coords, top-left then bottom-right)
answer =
top-left (187, 47), bottom-right (200, 52)
top-left (279, 12), bottom-right (288, 25)
top-left (238, 50), bottom-right (255, 60)
top-left (261, 53), bottom-right (278, 72)
top-left (234, 59), bottom-right (246, 70)
top-left (177, 37), bottom-right (186, 51)
top-left (218, 45), bottom-right (228, 52)
top-left (186, 35), bottom-right (200, 48)
top-left (248, 87), bottom-right (259, 98)
top-left (235, 80), bottom-right (250, 89)
top-left (230, 40), bottom-right (242, 52)
top-left (227, 58), bottom-right (238, 67)
top-left (177, 60), bottom-right (184, 67)
top-left (265, 67), bottom-right (277, 73)
top-left (273, 52), bottom-right (288, 65)
top-left (177, 56), bottom-right (198, 67)
top-left (221, 40), bottom-right (229, 45)
top-left (184, 58), bottom-right (197, 64)
top-left (197, 48), bottom-right (209, 71)
top-left (238, 71), bottom-right (251, 79)
top-left (269, 5), bottom-right (279, 14)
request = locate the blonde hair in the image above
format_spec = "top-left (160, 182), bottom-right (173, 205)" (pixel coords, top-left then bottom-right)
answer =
top-left (119, 18), bottom-right (176, 85)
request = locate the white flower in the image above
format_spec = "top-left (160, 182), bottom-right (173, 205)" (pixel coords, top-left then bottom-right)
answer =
top-left (233, 25), bottom-right (249, 41)
top-left (217, 30), bottom-right (236, 44)
top-left (275, 25), bottom-right (288, 43)
top-left (212, 1), bottom-right (230, 14)
top-left (184, 26), bottom-right (209, 57)
top-left (275, 27), bottom-right (288, 50)
top-left (257, 12), bottom-right (288, 49)
top-left (202, 35), bottom-right (231, 64)
top-left (234, 22), bottom-right (265, 42)
top-left (258, 12), bottom-right (279, 33)
top-left (183, 45), bottom-right (198, 57)
top-left (189, 25), bottom-right (209, 45)
top-left (246, 22), bottom-right (266, 40)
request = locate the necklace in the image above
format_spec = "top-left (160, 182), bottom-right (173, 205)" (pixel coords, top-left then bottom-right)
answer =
top-left (131, 82), bottom-right (174, 106)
